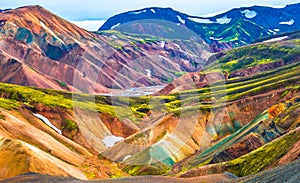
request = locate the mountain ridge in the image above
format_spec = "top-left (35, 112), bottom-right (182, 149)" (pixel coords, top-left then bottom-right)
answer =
top-left (99, 3), bottom-right (300, 51)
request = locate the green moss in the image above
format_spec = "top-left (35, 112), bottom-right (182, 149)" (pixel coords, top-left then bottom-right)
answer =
top-left (62, 119), bottom-right (79, 131)
top-left (124, 164), bottom-right (170, 176)
top-left (0, 83), bottom-right (72, 108)
top-left (207, 39), bottom-right (300, 73)
top-left (226, 130), bottom-right (300, 176)
top-left (84, 171), bottom-right (96, 179)
top-left (0, 98), bottom-right (20, 110)
top-left (55, 80), bottom-right (68, 89)
top-left (0, 114), bottom-right (5, 120)
top-left (280, 90), bottom-right (290, 98)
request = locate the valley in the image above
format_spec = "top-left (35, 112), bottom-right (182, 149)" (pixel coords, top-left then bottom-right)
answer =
top-left (0, 2), bottom-right (300, 183)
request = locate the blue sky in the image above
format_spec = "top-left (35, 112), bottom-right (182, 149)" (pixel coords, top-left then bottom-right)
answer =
top-left (1, 0), bottom-right (299, 21)
top-left (1, 0), bottom-right (299, 31)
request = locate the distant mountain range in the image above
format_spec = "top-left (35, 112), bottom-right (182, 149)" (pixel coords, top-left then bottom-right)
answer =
top-left (99, 3), bottom-right (300, 51)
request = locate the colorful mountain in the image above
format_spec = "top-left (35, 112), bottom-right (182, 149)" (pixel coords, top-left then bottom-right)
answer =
top-left (0, 4), bottom-right (299, 183)
top-left (0, 6), bottom-right (208, 93)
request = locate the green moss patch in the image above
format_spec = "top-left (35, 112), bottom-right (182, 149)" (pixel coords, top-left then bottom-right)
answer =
top-left (0, 98), bottom-right (20, 110)
top-left (226, 129), bottom-right (300, 176)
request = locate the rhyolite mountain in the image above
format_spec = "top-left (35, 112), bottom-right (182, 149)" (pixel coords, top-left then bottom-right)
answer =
top-left (1, 24), bottom-right (300, 182)
top-left (0, 6), bottom-right (210, 93)
top-left (99, 3), bottom-right (300, 51)
top-left (0, 3), bottom-right (300, 183)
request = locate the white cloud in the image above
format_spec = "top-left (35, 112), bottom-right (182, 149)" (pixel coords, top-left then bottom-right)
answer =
top-left (71, 20), bottom-right (106, 31)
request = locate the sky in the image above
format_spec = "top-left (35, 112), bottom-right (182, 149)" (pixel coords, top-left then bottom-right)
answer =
top-left (1, 0), bottom-right (299, 30)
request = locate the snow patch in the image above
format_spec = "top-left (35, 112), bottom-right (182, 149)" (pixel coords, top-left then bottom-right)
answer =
top-left (268, 29), bottom-right (276, 34)
top-left (103, 135), bottom-right (124, 148)
top-left (279, 19), bottom-right (294, 25)
top-left (189, 16), bottom-right (231, 24)
top-left (209, 37), bottom-right (223, 41)
top-left (177, 15), bottom-right (185, 24)
top-left (122, 155), bottom-right (132, 161)
top-left (33, 113), bottom-right (62, 134)
top-left (151, 9), bottom-right (156, 14)
top-left (216, 16), bottom-right (231, 24)
top-left (188, 17), bottom-right (214, 24)
top-left (145, 69), bottom-right (152, 78)
top-left (274, 29), bottom-right (280, 32)
top-left (40, 21), bottom-right (64, 43)
top-left (263, 36), bottom-right (288, 43)
top-left (241, 10), bottom-right (257, 19)
top-left (160, 41), bottom-right (165, 48)
top-left (111, 23), bottom-right (121, 30)
top-left (129, 10), bottom-right (147, 15)
top-left (111, 35), bottom-right (118, 39)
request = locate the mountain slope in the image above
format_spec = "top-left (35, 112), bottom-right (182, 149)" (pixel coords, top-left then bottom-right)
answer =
top-left (99, 3), bottom-right (300, 51)
top-left (0, 6), bottom-right (210, 93)
top-left (0, 37), bottom-right (299, 181)
top-left (0, 137), bottom-right (87, 180)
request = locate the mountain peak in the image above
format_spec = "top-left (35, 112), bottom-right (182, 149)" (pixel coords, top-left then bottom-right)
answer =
top-left (0, 5), bottom-right (92, 39)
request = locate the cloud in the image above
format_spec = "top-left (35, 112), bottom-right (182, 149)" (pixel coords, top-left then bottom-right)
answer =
top-left (71, 20), bottom-right (106, 31)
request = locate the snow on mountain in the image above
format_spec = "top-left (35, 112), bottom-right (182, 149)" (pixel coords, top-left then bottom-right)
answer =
top-left (216, 15), bottom-right (231, 24)
top-left (103, 135), bottom-right (124, 148)
top-left (177, 15), bottom-right (185, 24)
top-left (188, 17), bottom-right (214, 24)
top-left (279, 19), bottom-right (295, 25)
top-left (241, 9), bottom-right (257, 18)
top-left (33, 113), bottom-right (62, 134)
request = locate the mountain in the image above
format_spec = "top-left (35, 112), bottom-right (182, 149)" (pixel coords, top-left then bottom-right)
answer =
top-left (0, 6), bottom-right (209, 93)
top-left (0, 3), bottom-right (300, 183)
top-left (99, 3), bottom-right (300, 51)
top-left (1, 27), bottom-right (299, 181)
